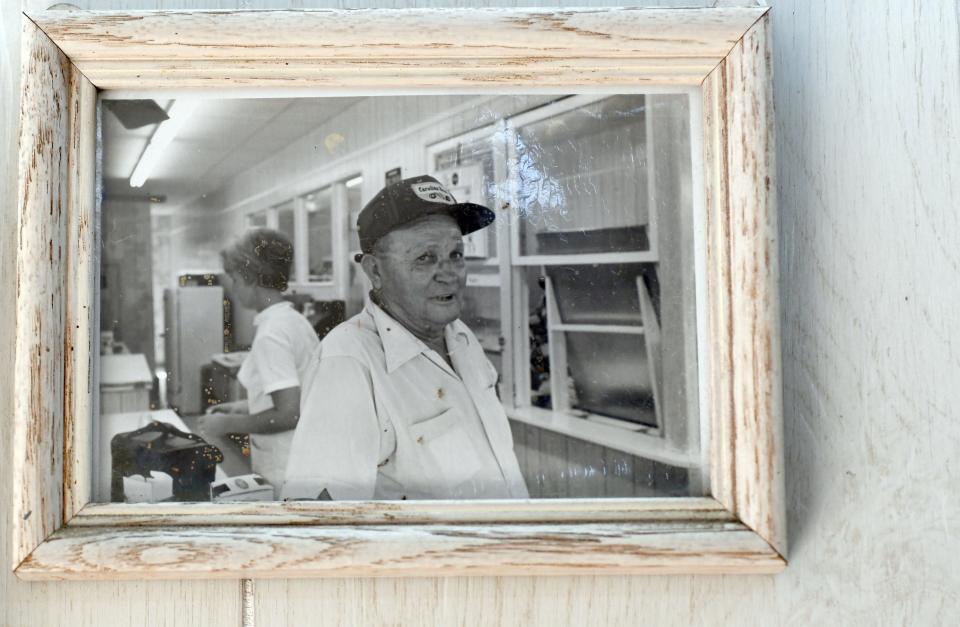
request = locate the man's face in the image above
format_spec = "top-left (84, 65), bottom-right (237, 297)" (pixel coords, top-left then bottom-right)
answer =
top-left (369, 214), bottom-right (467, 335)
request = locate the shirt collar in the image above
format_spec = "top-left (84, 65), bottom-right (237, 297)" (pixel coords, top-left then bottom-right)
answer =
top-left (253, 300), bottom-right (293, 327)
top-left (365, 300), bottom-right (470, 374)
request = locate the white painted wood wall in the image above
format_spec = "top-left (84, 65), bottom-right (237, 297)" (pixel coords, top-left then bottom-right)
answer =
top-left (2, 0), bottom-right (958, 624)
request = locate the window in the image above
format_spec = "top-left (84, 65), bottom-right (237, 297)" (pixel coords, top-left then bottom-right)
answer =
top-left (431, 133), bottom-right (501, 260)
top-left (428, 94), bottom-right (697, 467)
top-left (274, 200), bottom-right (297, 280)
top-left (345, 175), bottom-right (363, 255)
top-left (304, 188), bottom-right (333, 282)
top-left (506, 96), bottom-right (661, 428)
top-left (511, 95), bottom-right (654, 262)
top-left (504, 94), bottom-right (695, 451)
top-left (246, 210), bottom-right (268, 229)
top-left (247, 174), bottom-right (362, 290)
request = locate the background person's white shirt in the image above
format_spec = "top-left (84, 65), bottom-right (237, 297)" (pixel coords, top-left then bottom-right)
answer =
top-left (236, 300), bottom-right (319, 495)
top-left (282, 301), bottom-right (528, 501)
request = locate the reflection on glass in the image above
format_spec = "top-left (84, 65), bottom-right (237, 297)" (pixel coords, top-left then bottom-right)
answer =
top-left (94, 92), bottom-right (700, 504)
top-left (514, 95), bottom-right (650, 256)
top-left (517, 93), bottom-right (692, 440)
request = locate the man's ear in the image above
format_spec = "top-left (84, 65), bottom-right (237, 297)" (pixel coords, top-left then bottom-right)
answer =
top-left (360, 254), bottom-right (382, 291)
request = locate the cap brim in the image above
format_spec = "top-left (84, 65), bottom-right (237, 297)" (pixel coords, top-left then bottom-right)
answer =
top-left (441, 202), bottom-right (496, 236)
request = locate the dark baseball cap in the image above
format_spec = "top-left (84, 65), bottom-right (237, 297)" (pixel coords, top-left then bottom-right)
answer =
top-left (355, 175), bottom-right (494, 261)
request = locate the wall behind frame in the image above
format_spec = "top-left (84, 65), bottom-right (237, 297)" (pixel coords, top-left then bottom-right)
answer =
top-left (3, 2), bottom-right (960, 627)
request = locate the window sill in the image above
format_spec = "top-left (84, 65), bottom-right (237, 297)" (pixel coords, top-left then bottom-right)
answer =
top-left (505, 405), bottom-right (697, 469)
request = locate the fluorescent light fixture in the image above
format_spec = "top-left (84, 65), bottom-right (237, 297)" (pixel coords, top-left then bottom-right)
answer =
top-left (345, 175), bottom-right (363, 188)
top-left (129, 99), bottom-right (199, 188)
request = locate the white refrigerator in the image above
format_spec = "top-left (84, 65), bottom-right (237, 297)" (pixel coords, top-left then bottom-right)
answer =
top-left (163, 286), bottom-right (225, 415)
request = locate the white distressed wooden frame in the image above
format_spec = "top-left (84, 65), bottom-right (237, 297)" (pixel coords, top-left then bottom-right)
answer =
top-left (13, 7), bottom-right (784, 580)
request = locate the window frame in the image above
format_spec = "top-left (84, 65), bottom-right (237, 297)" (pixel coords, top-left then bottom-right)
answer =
top-left (506, 94), bottom-right (661, 266)
top-left (243, 173), bottom-right (359, 297)
top-left (13, 7), bottom-right (784, 580)
top-left (428, 93), bottom-right (702, 473)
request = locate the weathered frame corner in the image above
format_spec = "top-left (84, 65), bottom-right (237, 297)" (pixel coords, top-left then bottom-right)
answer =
top-left (13, 7), bottom-right (784, 580)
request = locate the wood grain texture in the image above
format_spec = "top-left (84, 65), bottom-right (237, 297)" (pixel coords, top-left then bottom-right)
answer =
top-left (13, 2), bottom-right (784, 585)
top-left (70, 497), bottom-right (730, 527)
top-left (721, 14), bottom-right (785, 557)
top-left (27, 8), bottom-right (766, 89)
top-left (63, 70), bottom-right (97, 522)
top-left (11, 18), bottom-right (71, 569)
top-left (2, 7), bottom-right (265, 624)
top-left (69, 57), bottom-right (719, 90)
top-left (703, 14), bottom-right (785, 557)
top-left (702, 43), bottom-right (738, 527)
top-left (17, 522), bottom-right (783, 581)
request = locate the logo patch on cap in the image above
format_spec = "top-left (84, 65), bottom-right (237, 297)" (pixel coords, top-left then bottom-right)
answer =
top-left (411, 182), bottom-right (456, 205)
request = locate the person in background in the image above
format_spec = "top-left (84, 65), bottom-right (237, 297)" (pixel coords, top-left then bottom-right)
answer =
top-left (282, 175), bottom-right (528, 501)
top-left (198, 228), bottom-right (319, 497)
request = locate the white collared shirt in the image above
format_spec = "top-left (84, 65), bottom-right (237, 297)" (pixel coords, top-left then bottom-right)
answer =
top-left (236, 301), bottom-right (319, 494)
top-left (282, 301), bottom-right (528, 501)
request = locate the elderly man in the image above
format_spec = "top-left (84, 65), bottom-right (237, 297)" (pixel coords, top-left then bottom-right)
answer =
top-left (282, 175), bottom-right (528, 501)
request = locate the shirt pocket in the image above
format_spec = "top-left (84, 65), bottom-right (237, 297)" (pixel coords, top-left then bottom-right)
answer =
top-left (407, 408), bottom-right (484, 489)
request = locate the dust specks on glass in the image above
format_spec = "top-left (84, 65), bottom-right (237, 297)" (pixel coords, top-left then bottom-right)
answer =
top-left (97, 92), bottom-right (701, 505)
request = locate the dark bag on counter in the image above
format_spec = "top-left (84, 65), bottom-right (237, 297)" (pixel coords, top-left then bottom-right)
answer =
top-left (110, 421), bottom-right (223, 502)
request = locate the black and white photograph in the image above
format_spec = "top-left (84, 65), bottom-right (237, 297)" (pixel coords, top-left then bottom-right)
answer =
top-left (96, 92), bottom-right (703, 504)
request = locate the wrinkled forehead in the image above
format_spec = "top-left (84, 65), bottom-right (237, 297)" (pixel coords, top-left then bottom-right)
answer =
top-left (378, 214), bottom-right (463, 255)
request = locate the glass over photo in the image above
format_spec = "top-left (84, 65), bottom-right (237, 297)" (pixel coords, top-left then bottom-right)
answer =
top-left (96, 93), bottom-right (703, 505)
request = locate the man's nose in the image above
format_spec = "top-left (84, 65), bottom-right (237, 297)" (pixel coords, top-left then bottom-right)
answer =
top-left (434, 259), bottom-right (461, 282)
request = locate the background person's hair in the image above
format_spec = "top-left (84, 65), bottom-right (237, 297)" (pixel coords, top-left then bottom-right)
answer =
top-left (220, 228), bottom-right (294, 291)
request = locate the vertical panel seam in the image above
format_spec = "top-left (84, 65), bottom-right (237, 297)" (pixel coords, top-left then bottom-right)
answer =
top-left (242, 578), bottom-right (255, 627)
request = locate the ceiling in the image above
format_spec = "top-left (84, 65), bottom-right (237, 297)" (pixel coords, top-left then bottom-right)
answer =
top-left (101, 97), bottom-right (364, 209)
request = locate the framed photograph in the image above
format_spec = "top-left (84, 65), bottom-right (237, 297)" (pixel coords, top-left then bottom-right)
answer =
top-left (13, 7), bottom-right (784, 579)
